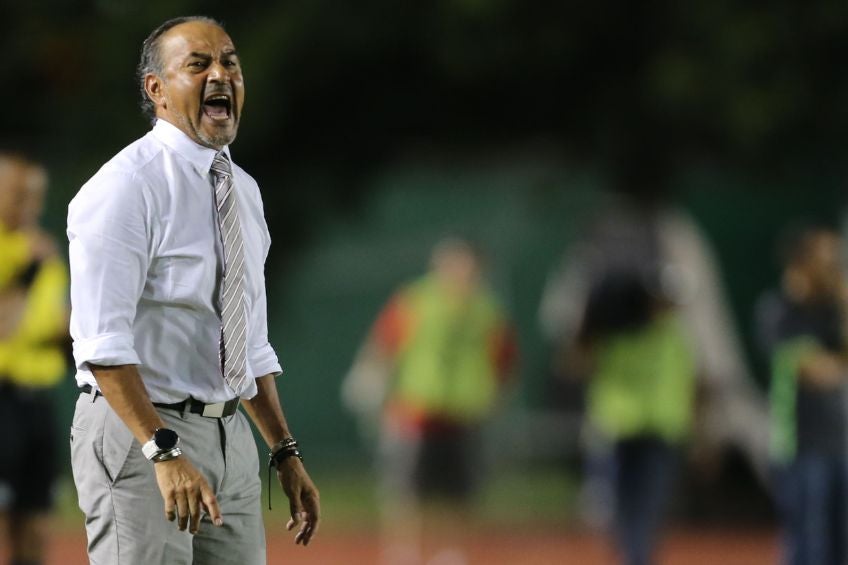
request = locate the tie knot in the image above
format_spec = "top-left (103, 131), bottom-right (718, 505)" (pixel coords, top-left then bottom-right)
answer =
top-left (211, 152), bottom-right (232, 179)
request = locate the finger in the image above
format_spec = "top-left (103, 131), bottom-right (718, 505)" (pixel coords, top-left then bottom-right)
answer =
top-left (303, 494), bottom-right (321, 543)
top-left (295, 519), bottom-right (313, 546)
top-left (164, 496), bottom-right (177, 522)
top-left (286, 513), bottom-right (300, 532)
top-left (297, 505), bottom-right (320, 546)
top-left (200, 485), bottom-right (224, 527)
top-left (188, 490), bottom-right (202, 535)
top-left (287, 497), bottom-right (304, 531)
top-left (176, 492), bottom-right (190, 531)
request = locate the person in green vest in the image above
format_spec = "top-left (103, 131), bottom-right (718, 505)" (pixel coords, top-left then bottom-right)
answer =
top-left (344, 237), bottom-right (517, 565)
top-left (755, 225), bottom-right (848, 565)
top-left (0, 153), bottom-right (69, 565)
top-left (544, 198), bottom-right (698, 565)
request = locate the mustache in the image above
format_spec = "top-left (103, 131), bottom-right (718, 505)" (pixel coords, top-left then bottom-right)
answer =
top-left (203, 85), bottom-right (234, 99)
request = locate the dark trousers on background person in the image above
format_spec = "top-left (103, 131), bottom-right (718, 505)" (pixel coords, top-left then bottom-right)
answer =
top-left (773, 453), bottom-right (847, 565)
top-left (0, 382), bottom-right (59, 565)
top-left (610, 436), bottom-right (679, 565)
top-left (0, 382), bottom-right (58, 514)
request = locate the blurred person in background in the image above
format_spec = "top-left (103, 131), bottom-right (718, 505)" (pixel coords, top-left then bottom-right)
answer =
top-left (343, 237), bottom-right (517, 565)
top-left (754, 225), bottom-right (848, 565)
top-left (540, 162), bottom-right (766, 564)
top-left (0, 153), bottom-right (68, 565)
top-left (555, 196), bottom-right (697, 565)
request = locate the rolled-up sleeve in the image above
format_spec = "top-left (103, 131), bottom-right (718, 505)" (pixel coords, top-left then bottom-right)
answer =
top-left (248, 262), bottom-right (282, 378)
top-left (67, 170), bottom-right (149, 369)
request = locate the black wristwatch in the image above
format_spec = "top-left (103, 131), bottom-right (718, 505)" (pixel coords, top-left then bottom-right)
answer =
top-left (142, 428), bottom-right (180, 461)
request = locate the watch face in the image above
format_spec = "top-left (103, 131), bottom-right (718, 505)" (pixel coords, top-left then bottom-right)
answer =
top-left (154, 428), bottom-right (179, 450)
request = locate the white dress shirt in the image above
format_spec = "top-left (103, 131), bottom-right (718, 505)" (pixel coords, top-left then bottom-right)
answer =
top-left (68, 119), bottom-right (281, 403)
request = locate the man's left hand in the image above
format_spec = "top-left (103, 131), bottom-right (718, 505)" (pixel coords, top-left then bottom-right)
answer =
top-left (276, 457), bottom-right (320, 546)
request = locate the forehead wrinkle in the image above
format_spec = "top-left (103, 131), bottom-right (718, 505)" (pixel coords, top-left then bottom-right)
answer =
top-left (159, 25), bottom-right (235, 61)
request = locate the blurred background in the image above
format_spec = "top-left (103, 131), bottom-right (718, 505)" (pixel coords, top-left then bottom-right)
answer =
top-left (6, 1), bottom-right (848, 563)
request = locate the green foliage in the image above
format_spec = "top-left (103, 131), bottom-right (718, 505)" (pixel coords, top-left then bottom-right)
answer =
top-left (8, 2), bottom-right (848, 218)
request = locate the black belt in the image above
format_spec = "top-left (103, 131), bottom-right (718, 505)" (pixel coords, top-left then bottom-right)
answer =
top-left (80, 384), bottom-right (102, 397)
top-left (80, 384), bottom-right (240, 418)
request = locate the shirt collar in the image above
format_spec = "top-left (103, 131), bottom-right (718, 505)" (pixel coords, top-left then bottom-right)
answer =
top-left (151, 118), bottom-right (232, 176)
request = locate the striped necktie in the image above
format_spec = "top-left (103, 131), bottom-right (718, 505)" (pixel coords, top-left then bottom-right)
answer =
top-left (211, 152), bottom-right (248, 395)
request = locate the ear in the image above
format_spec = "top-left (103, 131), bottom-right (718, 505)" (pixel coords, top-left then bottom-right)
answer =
top-left (144, 74), bottom-right (166, 110)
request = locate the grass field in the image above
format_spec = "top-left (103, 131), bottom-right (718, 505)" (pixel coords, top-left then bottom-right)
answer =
top-left (7, 467), bottom-right (779, 564)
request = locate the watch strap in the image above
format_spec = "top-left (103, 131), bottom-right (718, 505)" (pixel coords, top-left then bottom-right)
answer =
top-left (142, 438), bottom-right (161, 460)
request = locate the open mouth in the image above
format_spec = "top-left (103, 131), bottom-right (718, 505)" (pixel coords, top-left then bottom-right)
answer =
top-left (202, 94), bottom-right (232, 121)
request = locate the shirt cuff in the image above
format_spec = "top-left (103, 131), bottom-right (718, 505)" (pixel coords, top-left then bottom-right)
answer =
top-left (72, 332), bottom-right (141, 370)
top-left (249, 344), bottom-right (282, 378)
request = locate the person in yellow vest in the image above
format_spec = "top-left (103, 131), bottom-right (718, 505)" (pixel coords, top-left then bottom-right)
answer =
top-left (0, 159), bottom-right (56, 294)
top-left (344, 237), bottom-right (517, 565)
top-left (548, 200), bottom-right (698, 565)
top-left (0, 153), bottom-right (68, 565)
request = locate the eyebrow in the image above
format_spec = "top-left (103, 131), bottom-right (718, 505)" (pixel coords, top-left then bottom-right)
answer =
top-left (187, 50), bottom-right (239, 59)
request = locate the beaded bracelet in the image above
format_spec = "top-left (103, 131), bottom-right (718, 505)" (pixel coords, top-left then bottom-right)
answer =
top-left (267, 437), bottom-right (303, 510)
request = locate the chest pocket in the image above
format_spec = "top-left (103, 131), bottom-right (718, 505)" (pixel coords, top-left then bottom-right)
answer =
top-left (144, 249), bottom-right (219, 308)
top-left (163, 252), bottom-right (219, 308)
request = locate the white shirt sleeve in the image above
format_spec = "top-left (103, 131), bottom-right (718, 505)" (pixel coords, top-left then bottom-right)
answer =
top-left (247, 240), bottom-right (282, 378)
top-left (68, 169), bottom-right (149, 369)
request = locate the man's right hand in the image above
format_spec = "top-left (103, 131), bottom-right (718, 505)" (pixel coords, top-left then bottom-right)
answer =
top-left (90, 365), bottom-right (224, 535)
top-left (153, 456), bottom-right (223, 535)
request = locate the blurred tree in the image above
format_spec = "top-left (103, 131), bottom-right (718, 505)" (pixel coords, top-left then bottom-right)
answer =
top-left (4, 0), bottom-right (848, 265)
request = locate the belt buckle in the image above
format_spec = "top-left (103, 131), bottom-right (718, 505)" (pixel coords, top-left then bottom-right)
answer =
top-left (201, 397), bottom-right (240, 418)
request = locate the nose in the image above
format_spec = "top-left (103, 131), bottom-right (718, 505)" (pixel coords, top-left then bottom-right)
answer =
top-left (207, 61), bottom-right (228, 82)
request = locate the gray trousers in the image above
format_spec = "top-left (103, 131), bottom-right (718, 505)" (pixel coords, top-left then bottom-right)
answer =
top-left (70, 392), bottom-right (266, 565)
